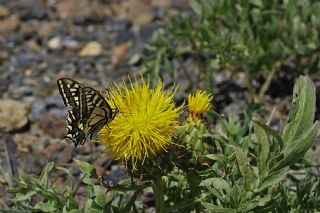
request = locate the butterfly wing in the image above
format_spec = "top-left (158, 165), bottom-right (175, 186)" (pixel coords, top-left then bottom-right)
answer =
top-left (57, 78), bottom-right (115, 147)
top-left (57, 78), bottom-right (83, 111)
top-left (57, 78), bottom-right (86, 146)
top-left (80, 86), bottom-right (112, 140)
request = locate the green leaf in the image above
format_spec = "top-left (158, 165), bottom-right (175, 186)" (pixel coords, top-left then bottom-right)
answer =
top-left (34, 201), bottom-right (57, 212)
top-left (200, 178), bottom-right (232, 195)
top-left (282, 76), bottom-right (317, 144)
top-left (106, 190), bottom-right (117, 204)
top-left (205, 154), bottom-right (219, 160)
top-left (15, 191), bottom-right (37, 201)
top-left (67, 210), bottom-right (82, 213)
top-left (237, 200), bottom-right (259, 212)
top-left (253, 120), bottom-right (270, 178)
top-left (232, 145), bottom-right (257, 191)
top-left (283, 121), bottom-right (319, 159)
top-left (270, 76), bottom-right (320, 171)
top-left (190, 0), bottom-right (202, 18)
top-left (257, 167), bottom-right (288, 192)
top-left (200, 201), bottom-right (236, 213)
top-left (39, 162), bottom-right (55, 187)
top-left (253, 119), bottom-right (283, 149)
top-left (93, 185), bottom-right (106, 208)
top-left (73, 159), bottom-right (98, 179)
top-left (273, 121), bottom-right (320, 171)
top-left (206, 110), bottom-right (225, 121)
top-left (201, 178), bottom-right (232, 203)
top-left (82, 176), bottom-right (94, 186)
top-left (83, 199), bottom-right (93, 212)
top-left (89, 209), bottom-right (103, 213)
top-left (204, 185), bottom-right (225, 202)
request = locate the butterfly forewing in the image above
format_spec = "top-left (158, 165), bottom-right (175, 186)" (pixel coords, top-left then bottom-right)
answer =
top-left (57, 78), bottom-right (82, 110)
top-left (57, 78), bottom-right (116, 147)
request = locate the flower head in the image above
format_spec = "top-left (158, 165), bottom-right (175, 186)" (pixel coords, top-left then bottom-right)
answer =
top-left (187, 90), bottom-right (213, 121)
top-left (99, 78), bottom-right (182, 168)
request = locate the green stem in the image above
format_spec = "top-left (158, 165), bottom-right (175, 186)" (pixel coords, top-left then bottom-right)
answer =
top-left (258, 68), bottom-right (278, 101)
top-left (186, 169), bottom-right (201, 212)
top-left (152, 176), bottom-right (165, 213)
top-left (245, 69), bottom-right (257, 103)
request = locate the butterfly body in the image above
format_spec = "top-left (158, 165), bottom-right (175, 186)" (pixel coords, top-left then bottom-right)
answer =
top-left (57, 78), bottom-right (118, 147)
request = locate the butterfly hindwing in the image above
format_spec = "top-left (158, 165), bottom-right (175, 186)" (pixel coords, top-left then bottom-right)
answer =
top-left (80, 86), bottom-right (112, 140)
top-left (57, 78), bottom-right (116, 147)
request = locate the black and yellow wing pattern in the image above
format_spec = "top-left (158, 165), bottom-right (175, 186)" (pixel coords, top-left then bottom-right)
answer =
top-left (57, 78), bottom-right (118, 147)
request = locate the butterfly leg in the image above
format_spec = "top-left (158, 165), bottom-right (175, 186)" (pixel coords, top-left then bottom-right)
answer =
top-left (106, 124), bottom-right (111, 130)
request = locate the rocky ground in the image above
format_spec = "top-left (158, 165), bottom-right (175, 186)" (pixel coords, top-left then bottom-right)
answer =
top-left (0, 0), bottom-right (191, 208)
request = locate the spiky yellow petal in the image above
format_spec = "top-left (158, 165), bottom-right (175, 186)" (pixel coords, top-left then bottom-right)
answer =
top-left (187, 90), bottom-right (213, 121)
top-left (99, 78), bottom-right (182, 168)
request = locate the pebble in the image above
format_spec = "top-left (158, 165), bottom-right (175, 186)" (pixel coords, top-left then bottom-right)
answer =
top-left (0, 99), bottom-right (30, 132)
top-left (0, 5), bottom-right (9, 17)
top-left (48, 36), bottom-right (62, 50)
top-left (0, 15), bottom-right (20, 35)
top-left (104, 165), bottom-right (127, 185)
top-left (62, 38), bottom-right (80, 50)
top-left (126, 1), bottom-right (154, 26)
top-left (57, 0), bottom-right (105, 23)
top-left (79, 41), bottom-right (103, 57)
top-left (111, 42), bottom-right (131, 66)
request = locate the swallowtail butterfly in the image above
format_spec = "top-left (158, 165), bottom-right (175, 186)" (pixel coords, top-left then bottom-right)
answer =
top-left (57, 78), bottom-right (118, 147)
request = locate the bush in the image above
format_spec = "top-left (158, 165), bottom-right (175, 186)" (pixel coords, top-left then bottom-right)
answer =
top-left (141, 0), bottom-right (320, 101)
top-left (3, 76), bottom-right (320, 212)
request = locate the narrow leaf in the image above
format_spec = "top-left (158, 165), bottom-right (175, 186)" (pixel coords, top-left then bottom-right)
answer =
top-left (205, 154), bottom-right (220, 160)
top-left (93, 185), bottom-right (106, 208)
top-left (190, 0), bottom-right (203, 17)
top-left (257, 167), bottom-right (289, 192)
top-left (73, 159), bottom-right (98, 179)
top-left (253, 120), bottom-right (270, 178)
top-left (253, 119), bottom-right (283, 149)
top-left (231, 146), bottom-right (257, 190)
top-left (39, 162), bottom-right (55, 187)
top-left (200, 201), bottom-right (236, 213)
top-left (200, 178), bottom-right (232, 195)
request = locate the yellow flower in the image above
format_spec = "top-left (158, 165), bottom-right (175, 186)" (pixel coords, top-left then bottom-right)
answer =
top-left (187, 90), bottom-right (213, 121)
top-left (99, 78), bottom-right (182, 168)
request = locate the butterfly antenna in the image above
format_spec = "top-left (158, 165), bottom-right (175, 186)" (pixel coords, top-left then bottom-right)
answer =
top-left (106, 88), bottom-right (112, 99)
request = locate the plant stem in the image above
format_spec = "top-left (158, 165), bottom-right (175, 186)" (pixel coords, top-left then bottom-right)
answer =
top-left (258, 68), bottom-right (278, 101)
top-left (186, 169), bottom-right (201, 212)
top-left (245, 69), bottom-right (257, 103)
top-left (151, 176), bottom-right (165, 213)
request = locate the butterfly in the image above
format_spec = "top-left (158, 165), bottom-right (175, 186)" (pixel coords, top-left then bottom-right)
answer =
top-left (57, 78), bottom-right (119, 147)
